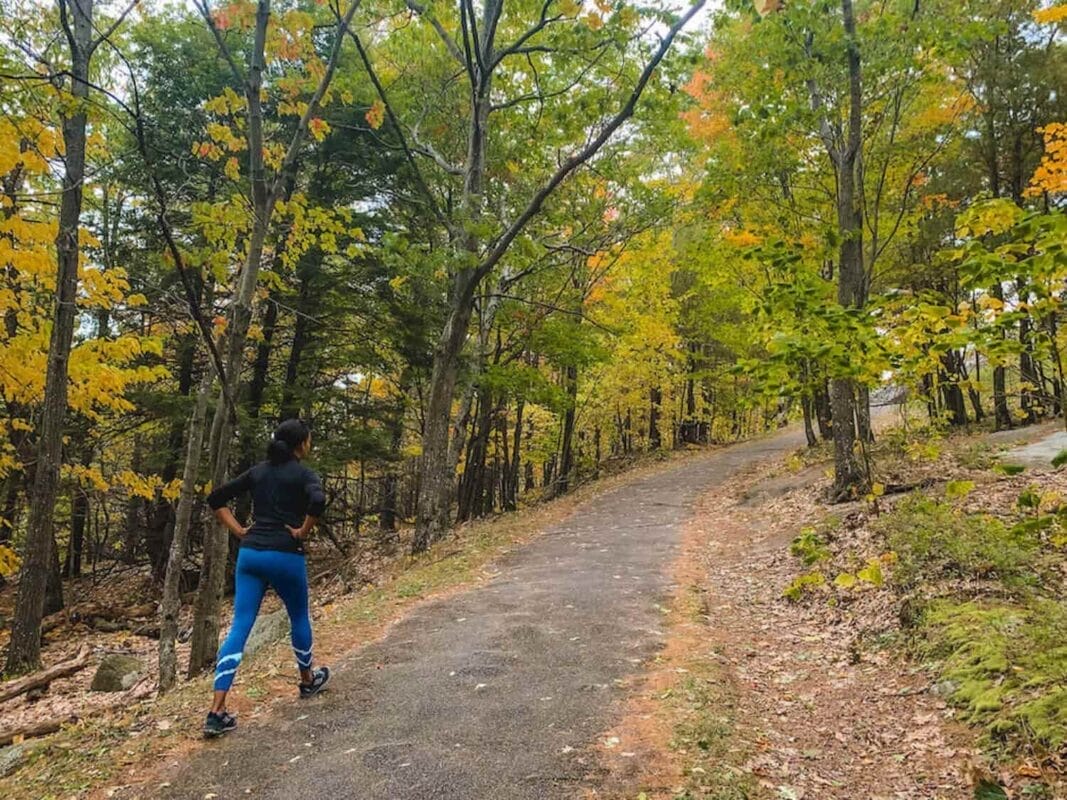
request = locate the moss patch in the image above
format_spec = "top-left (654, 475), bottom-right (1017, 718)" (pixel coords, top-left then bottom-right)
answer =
top-left (919, 599), bottom-right (1067, 753)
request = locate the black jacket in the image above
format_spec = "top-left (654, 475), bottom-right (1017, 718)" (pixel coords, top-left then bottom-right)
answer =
top-left (207, 459), bottom-right (326, 554)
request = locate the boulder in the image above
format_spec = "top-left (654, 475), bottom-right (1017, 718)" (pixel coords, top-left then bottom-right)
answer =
top-left (244, 609), bottom-right (290, 657)
top-left (0, 744), bottom-right (25, 778)
top-left (90, 654), bottom-right (143, 692)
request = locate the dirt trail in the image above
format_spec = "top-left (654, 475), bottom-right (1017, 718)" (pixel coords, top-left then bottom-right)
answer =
top-left (143, 432), bottom-right (803, 800)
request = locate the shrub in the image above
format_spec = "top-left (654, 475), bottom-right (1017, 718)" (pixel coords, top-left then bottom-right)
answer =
top-left (789, 527), bottom-right (830, 565)
top-left (874, 496), bottom-right (1040, 588)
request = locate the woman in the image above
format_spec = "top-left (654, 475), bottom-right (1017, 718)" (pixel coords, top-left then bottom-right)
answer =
top-left (202, 419), bottom-right (330, 738)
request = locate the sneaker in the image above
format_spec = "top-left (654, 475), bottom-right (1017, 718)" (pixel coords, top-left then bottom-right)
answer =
top-left (299, 666), bottom-right (331, 699)
top-left (203, 710), bottom-right (237, 738)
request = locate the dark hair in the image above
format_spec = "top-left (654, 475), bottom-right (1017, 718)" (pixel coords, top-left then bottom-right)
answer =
top-left (267, 419), bottom-right (310, 465)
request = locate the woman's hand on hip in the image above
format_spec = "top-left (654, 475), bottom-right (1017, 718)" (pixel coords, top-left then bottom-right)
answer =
top-left (287, 515), bottom-right (318, 540)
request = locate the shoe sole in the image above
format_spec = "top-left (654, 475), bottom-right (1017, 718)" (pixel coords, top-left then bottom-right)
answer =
top-left (202, 725), bottom-right (236, 739)
top-left (300, 668), bottom-right (331, 699)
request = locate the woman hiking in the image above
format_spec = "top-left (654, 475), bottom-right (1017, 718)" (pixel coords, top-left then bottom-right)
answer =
top-left (202, 419), bottom-right (331, 738)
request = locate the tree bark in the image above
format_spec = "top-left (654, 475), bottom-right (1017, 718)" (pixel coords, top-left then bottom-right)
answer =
top-left (802, 396), bottom-right (818, 447)
top-left (504, 397), bottom-right (524, 511)
top-left (64, 480), bottom-right (87, 579)
top-left (828, 0), bottom-right (868, 500)
top-left (813, 379), bottom-right (833, 440)
top-left (159, 364), bottom-right (213, 692)
top-left (412, 272), bottom-right (478, 552)
top-left (649, 386), bottom-right (662, 450)
top-left (556, 366), bottom-right (579, 496)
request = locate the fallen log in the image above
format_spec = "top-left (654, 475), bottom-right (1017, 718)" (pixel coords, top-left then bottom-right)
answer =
top-left (0, 647), bottom-right (91, 704)
top-left (0, 716), bottom-right (73, 747)
top-left (71, 602), bottom-right (156, 622)
top-left (42, 602), bottom-right (158, 636)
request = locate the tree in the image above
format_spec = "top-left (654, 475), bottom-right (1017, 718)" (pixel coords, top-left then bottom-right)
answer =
top-left (185, 0), bottom-right (363, 676)
top-left (366, 0), bottom-right (710, 552)
top-left (6, 0), bottom-right (140, 675)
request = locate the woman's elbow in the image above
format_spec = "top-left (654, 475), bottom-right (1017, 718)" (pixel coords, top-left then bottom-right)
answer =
top-left (307, 494), bottom-right (327, 518)
top-left (206, 491), bottom-right (227, 512)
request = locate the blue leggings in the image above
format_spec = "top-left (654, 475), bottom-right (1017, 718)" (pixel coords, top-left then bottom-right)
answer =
top-left (214, 548), bottom-right (313, 691)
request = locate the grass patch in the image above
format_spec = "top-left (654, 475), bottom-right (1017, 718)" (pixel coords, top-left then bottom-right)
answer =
top-left (918, 599), bottom-right (1067, 753)
top-left (870, 491), bottom-right (1066, 762)
top-left (668, 670), bottom-right (757, 800)
top-left (874, 496), bottom-right (1042, 589)
top-left (789, 526), bottom-right (831, 565)
top-left (663, 585), bottom-right (759, 800)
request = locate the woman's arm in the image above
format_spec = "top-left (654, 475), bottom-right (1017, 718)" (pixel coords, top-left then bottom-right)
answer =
top-left (287, 515), bottom-right (318, 540)
top-left (207, 469), bottom-right (255, 539)
top-left (287, 468), bottom-right (326, 540)
top-left (214, 507), bottom-right (250, 539)
top-left (206, 469), bottom-right (254, 511)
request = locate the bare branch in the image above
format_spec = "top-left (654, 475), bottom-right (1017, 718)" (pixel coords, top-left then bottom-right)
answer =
top-left (405, 0), bottom-right (465, 65)
top-left (471, 2), bottom-right (707, 292)
top-left (192, 0), bottom-right (245, 86)
top-left (88, 0), bottom-right (140, 56)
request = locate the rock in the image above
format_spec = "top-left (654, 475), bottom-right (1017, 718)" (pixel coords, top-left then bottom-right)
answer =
top-left (90, 654), bottom-right (144, 692)
top-left (932, 678), bottom-right (959, 698)
top-left (0, 744), bottom-right (25, 778)
top-left (244, 609), bottom-right (290, 657)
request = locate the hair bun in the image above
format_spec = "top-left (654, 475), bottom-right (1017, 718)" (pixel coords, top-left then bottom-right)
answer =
top-left (266, 418), bottom-right (310, 465)
top-left (266, 438), bottom-right (293, 465)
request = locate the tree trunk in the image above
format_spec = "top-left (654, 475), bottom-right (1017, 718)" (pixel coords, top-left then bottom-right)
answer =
top-left (504, 397), bottom-right (524, 511)
top-left (279, 265), bottom-right (312, 420)
top-left (856, 385), bottom-right (873, 443)
top-left (412, 270), bottom-right (478, 553)
top-left (556, 366), bottom-right (579, 496)
top-left (828, 0), bottom-right (867, 501)
top-left (159, 364), bottom-right (213, 692)
top-left (802, 396), bottom-right (818, 447)
top-left (44, 543), bottom-right (64, 617)
top-left (379, 396), bottom-right (405, 534)
top-left (457, 390), bottom-right (494, 521)
top-left (64, 482), bottom-right (87, 579)
top-left (813, 379), bottom-right (833, 440)
top-left (649, 386), bottom-right (662, 450)
top-left (188, 0), bottom-right (289, 673)
top-left (5, 0), bottom-right (91, 673)
top-left (990, 284), bottom-right (1012, 430)
top-left (1018, 304), bottom-right (1039, 424)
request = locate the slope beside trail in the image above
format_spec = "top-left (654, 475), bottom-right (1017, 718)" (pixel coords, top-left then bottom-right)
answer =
top-left (153, 430), bottom-right (803, 800)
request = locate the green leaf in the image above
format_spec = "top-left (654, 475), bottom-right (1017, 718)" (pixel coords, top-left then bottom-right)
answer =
top-left (1016, 488), bottom-right (1041, 510)
top-left (857, 559), bottom-right (884, 587)
top-left (833, 572), bottom-right (858, 589)
top-left (973, 780), bottom-right (1008, 800)
top-left (995, 464), bottom-right (1026, 476)
top-left (944, 480), bottom-right (975, 501)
